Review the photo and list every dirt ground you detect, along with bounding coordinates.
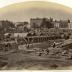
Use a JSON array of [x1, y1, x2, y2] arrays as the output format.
[[0, 50, 72, 70], [0, 39, 72, 70]]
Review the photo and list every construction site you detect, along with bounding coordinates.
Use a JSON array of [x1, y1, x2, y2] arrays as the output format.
[[0, 18, 72, 69]]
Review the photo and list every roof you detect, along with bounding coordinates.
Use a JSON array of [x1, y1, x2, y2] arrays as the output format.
[[14, 33, 28, 37]]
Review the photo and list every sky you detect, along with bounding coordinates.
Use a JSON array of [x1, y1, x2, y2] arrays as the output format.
[[0, 0, 72, 8], [0, 1, 72, 22]]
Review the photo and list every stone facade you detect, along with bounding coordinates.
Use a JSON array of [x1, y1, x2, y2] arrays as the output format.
[[30, 18, 43, 28], [30, 18, 70, 29], [59, 20, 69, 28], [30, 18, 54, 29]]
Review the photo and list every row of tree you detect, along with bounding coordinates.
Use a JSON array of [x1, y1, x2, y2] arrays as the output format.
[[0, 20, 29, 34]]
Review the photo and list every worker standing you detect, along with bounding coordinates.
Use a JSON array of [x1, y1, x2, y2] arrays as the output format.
[[53, 41, 56, 48]]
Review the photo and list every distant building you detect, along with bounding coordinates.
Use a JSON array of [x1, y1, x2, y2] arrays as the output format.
[[30, 18, 71, 29], [59, 20, 69, 28], [16, 21, 29, 32], [52, 21, 59, 28], [68, 22, 72, 29], [53, 20, 70, 29], [30, 18, 54, 29], [16, 22, 28, 27], [30, 18, 43, 28]]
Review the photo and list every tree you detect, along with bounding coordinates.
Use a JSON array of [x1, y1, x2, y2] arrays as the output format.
[[0, 20, 15, 33]]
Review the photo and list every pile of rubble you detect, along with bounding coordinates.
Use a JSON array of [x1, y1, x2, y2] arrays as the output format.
[[31, 39, 72, 60]]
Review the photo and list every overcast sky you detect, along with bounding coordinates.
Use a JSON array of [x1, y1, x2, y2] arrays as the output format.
[[0, 1, 72, 22]]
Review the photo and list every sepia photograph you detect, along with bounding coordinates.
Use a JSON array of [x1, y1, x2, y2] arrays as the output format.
[[0, 0, 72, 70]]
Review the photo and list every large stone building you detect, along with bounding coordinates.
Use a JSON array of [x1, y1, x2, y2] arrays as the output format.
[[30, 18, 43, 28], [30, 18, 70, 29], [30, 18, 54, 29], [59, 20, 70, 28]]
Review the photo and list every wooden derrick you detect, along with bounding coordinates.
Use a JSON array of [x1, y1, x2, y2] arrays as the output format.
[[17, 35, 62, 45]]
